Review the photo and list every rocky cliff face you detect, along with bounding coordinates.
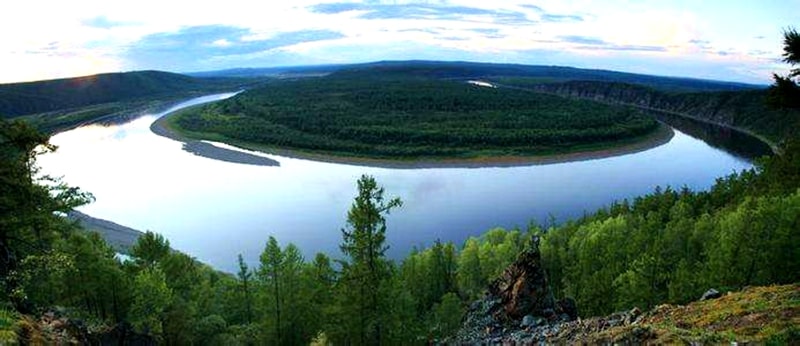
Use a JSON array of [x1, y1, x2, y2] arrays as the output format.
[[523, 80, 795, 145], [531, 81, 744, 126]]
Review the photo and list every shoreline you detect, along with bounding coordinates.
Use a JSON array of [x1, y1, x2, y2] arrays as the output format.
[[152, 110, 675, 168], [150, 107, 280, 167]]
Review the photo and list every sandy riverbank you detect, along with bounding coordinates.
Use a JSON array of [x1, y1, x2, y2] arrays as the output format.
[[150, 113, 280, 167]]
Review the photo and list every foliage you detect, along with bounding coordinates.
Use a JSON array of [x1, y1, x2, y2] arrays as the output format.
[[0, 120, 92, 312], [130, 231, 170, 267], [538, 139, 800, 317], [0, 71, 245, 119], [511, 79, 800, 144], [172, 74, 660, 159], [129, 267, 173, 337], [768, 27, 800, 110], [331, 175, 402, 345], [0, 306, 19, 344]]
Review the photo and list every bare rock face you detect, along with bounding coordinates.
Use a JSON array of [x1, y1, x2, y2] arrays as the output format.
[[487, 237, 555, 322], [453, 237, 579, 343]]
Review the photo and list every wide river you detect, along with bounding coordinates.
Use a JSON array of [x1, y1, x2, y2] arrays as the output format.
[[38, 93, 771, 271]]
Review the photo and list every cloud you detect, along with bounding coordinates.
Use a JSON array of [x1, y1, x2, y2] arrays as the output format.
[[124, 25, 345, 71], [560, 35, 607, 45], [519, 4, 544, 12], [559, 35, 666, 52], [0, 0, 791, 84], [81, 16, 135, 29], [541, 14, 584, 22], [309, 2, 535, 25]]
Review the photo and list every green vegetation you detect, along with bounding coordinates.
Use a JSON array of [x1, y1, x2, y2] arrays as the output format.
[[0, 70, 253, 134], [0, 71, 240, 118], [587, 284, 800, 344], [1, 111, 799, 343], [170, 74, 661, 160], [768, 27, 800, 109], [499, 79, 800, 145]]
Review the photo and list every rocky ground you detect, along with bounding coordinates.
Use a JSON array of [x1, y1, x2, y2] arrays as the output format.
[[450, 238, 799, 345]]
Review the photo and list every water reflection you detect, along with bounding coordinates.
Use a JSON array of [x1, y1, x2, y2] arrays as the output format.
[[39, 94, 760, 271]]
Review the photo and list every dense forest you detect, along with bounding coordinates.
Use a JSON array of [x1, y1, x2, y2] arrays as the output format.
[[170, 75, 661, 159], [498, 79, 800, 145], [0, 71, 254, 135], [1, 113, 799, 343]]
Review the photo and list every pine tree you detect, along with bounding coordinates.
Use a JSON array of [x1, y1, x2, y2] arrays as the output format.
[[237, 254, 253, 324], [338, 175, 401, 345], [259, 236, 284, 344], [769, 27, 800, 108]]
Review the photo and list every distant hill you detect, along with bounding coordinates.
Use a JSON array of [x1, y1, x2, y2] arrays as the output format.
[[188, 64, 345, 78], [192, 60, 763, 93], [0, 70, 242, 118]]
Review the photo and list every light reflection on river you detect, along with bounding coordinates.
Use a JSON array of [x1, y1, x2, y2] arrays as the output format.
[[39, 93, 759, 271]]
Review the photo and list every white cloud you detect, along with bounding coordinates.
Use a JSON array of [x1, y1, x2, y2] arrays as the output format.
[[0, 0, 796, 83]]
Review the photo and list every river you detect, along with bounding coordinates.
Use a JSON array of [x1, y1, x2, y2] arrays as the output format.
[[37, 93, 771, 271]]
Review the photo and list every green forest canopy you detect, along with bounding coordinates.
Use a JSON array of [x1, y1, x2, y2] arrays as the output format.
[[169, 74, 661, 160]]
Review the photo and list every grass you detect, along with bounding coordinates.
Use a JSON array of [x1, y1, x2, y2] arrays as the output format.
[[602, 284, 800, 344]]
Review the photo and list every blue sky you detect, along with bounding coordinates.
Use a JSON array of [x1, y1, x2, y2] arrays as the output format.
[[2, 0, 798, 84]]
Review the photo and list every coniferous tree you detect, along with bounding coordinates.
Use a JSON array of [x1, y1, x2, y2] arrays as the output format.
[[769, 27, 800, 109], [336, 175, 401, 345], [258, 236, 283, 344], [237, 254, 254, 324]]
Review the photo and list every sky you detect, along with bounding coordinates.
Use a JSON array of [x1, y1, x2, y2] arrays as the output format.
[[2, 0, 798, 84]]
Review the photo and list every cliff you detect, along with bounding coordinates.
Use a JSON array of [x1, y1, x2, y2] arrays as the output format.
[[513, 80, 800, 147]]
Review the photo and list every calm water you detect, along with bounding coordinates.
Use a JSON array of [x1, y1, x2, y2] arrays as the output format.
[[38, 93, 769, 271]]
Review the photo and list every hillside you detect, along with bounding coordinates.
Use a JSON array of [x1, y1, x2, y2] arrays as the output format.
[[501, 79, 800, 146], [0, 71, 244, 118], [461, 283, 799, 344], [194, 60, 762, 93]]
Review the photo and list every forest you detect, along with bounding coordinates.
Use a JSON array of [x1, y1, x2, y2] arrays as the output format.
[[1, 113, 799, 343], [169, 74, 661, 159], [498, 78, 800, 145]]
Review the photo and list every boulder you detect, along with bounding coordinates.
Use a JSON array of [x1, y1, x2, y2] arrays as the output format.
[[700, 288, 721, 301]]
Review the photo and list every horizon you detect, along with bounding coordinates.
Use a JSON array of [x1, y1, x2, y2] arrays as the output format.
[[2, 60, 770, 87], [2, 1, 798, 84]]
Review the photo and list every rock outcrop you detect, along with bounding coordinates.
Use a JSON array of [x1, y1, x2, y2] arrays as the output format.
[[487, 236, 555, 323], [16, 309, 155, 345], [453, 237, 577, 343]]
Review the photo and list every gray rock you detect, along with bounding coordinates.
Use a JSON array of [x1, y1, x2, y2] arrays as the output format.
[[521, 314, 535, 327], [700, 288, 721, 301]]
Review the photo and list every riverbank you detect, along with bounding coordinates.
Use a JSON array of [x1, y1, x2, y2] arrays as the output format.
[[153, 111, 675, 168], [150, 105, 280, 167]]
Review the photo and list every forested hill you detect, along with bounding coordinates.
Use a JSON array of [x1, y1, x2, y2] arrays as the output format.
[[193, 60, 762, 93], [500, 79, 800, 145], [0, 71, 241, 118]]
